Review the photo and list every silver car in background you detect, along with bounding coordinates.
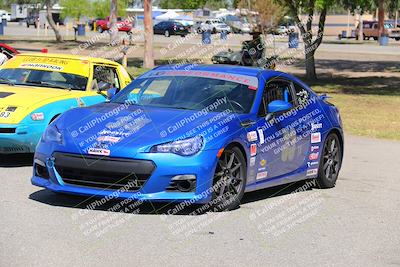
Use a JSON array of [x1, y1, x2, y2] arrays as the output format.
[[194, 19, 231, 34]]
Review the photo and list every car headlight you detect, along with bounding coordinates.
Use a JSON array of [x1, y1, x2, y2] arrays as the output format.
[[150, 135, 204, 156], [42, 124, 62, 143]]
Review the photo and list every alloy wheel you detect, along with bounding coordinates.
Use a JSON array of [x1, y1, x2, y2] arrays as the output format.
[[214, 149, 245, 206], [322, 135, 340, 181]]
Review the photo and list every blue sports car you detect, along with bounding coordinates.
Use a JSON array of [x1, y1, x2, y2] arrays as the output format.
[[31, 65, 344, 211]]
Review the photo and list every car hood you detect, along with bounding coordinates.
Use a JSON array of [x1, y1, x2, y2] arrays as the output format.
[[57, 102, 247, 155], [0, 84, 77, 124]]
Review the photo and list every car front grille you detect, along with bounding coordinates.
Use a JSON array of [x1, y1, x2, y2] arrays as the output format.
[[53, 152, 156, 191], [0, 128, 16, 134]]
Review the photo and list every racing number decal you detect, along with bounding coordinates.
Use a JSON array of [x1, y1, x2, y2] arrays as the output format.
[[0, 111, 11, 118], [281, 128, 296, 162]]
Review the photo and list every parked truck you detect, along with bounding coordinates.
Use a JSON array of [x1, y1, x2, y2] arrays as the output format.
[[359, 20, 400, 41]]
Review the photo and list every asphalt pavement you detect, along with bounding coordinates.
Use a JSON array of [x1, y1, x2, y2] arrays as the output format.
[[0, 134, 399, 266]]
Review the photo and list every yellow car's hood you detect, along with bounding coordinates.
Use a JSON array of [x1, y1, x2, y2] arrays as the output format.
[[0, 84, 81, 124]]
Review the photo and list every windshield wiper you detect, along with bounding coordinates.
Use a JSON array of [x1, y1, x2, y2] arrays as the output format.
[[0, 78, 15, 86], [172, 106, 195, 110], [27, 81, 72, 90]]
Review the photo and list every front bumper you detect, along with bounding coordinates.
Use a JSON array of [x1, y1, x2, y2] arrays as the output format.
[[0, 123, 45, 153], [31, 148, 219, 204]]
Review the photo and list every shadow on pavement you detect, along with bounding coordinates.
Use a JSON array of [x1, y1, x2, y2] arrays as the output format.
[[0, 153, 34, 167], [29, 180, 315, 215]]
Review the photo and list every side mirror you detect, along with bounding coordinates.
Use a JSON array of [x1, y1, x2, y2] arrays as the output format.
[[107, 87, 117, 100], [267, 100, 292, 113]]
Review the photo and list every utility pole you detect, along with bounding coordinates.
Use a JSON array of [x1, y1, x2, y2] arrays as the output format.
[[143, 0, 154, 68]]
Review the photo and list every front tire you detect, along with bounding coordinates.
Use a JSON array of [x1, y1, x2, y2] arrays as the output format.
[[97, 26, 103, 33], [317, 133, 342, 188], [211, 147, 247, 211]]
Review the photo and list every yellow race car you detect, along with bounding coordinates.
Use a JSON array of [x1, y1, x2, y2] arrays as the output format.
[[0, 53, 132, 153]]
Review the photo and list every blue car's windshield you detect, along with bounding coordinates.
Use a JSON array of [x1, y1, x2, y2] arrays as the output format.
[[111, 75, 257, 113]]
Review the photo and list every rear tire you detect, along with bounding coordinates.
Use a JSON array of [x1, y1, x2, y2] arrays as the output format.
[[316, 133, 342, 188], [210, 147, 247, 211], [97, 26, 103, 33], [164, 30, 170, 37]]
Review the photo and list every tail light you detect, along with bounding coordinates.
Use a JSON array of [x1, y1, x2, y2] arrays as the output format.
[[173, 25, 177, 31]]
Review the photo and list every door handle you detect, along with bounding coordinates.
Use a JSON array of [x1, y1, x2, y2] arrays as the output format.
[[240, 120, 256, 128]]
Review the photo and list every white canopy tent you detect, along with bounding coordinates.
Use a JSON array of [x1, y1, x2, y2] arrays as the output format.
[[155, 10, 180, 20]]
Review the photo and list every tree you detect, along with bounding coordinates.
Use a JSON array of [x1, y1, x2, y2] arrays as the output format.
[[159, 0, 217, 9], [275, 0, 376, 80], [91, 0, 127, 20], [60, 0, 91, 23], [109, 0, 118, 44], [143, 0, 154, 68], [276, 0, 330, 80], [8, 0, 63, 42], [237, 0, 285, 31], [45, 0, 63, 42], [378, 0, 385, 40], [388, 0, 399, 19]]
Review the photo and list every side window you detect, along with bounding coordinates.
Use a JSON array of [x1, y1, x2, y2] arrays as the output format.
[[293, 82, 310, 106], [265, 80, 294, 104], [258, 79, 294, 117], [93, 65, 120, 91]]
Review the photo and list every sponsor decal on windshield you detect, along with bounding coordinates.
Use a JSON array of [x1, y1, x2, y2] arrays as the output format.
[[20, 63, 64, 71], [141, 70, 259, 89]]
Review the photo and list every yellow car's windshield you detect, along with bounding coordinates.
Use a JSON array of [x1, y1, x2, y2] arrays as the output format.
[[0, 68, 88, 91]]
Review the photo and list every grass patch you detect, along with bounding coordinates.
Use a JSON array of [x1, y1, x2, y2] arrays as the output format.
[[126, 67, 149, 77], [311, 76, 400, 140]]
